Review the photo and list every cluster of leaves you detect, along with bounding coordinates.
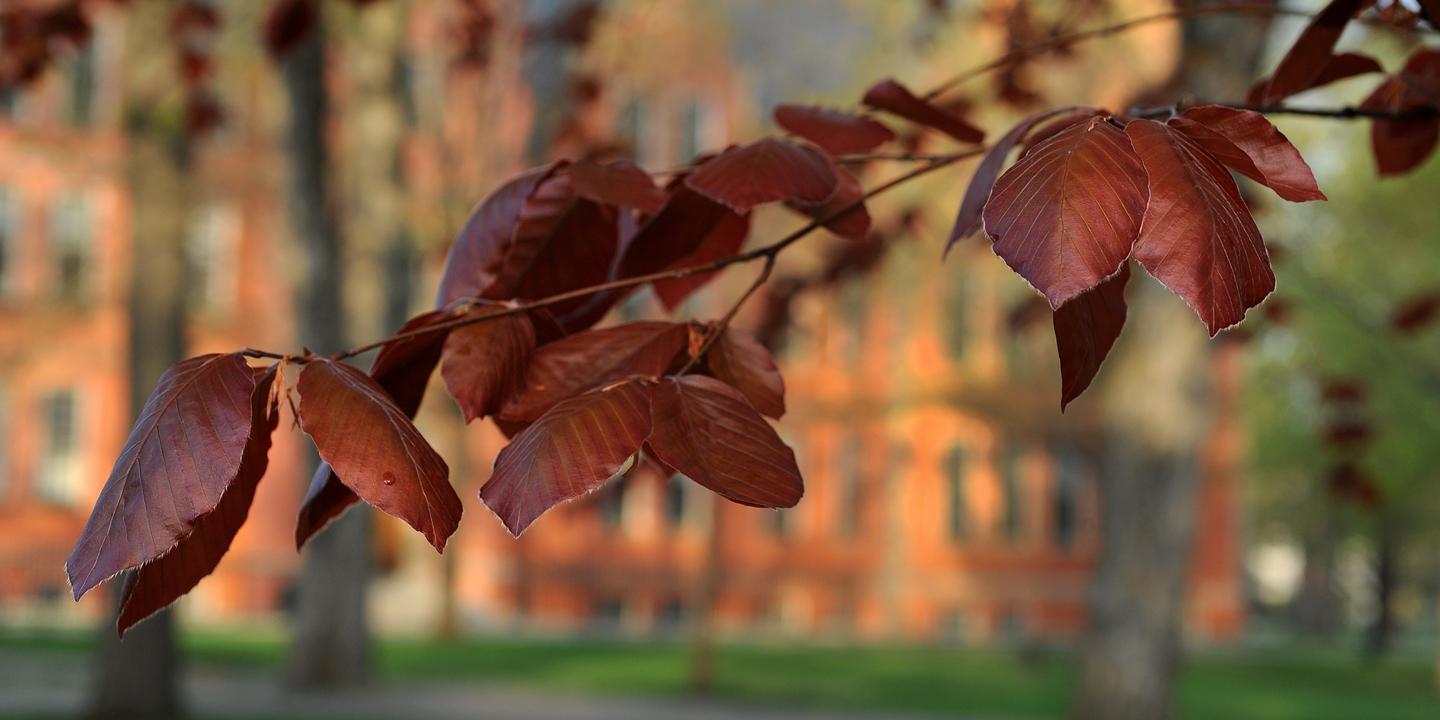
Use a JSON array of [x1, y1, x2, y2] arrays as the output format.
[[66, 74, 984, 634], [65, 0, 1440, 636]]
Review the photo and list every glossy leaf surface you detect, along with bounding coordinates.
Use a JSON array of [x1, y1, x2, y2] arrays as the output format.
[[684, 138, 838, 213], [297, 359, 460, 552], [483, 381, 652, 536], [983, 118, 1147, 308], [67, 353, 261, 600], [1125, 119, 1274, 336], [1054, 265, 1130, 410], [772, 104, 895, 155], [647, 376, 802, 509]]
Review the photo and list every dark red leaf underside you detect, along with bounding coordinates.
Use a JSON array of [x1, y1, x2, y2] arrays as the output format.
[[440, 308, 536, 423], [1125, 120, 1274, 336], [1172, 105, 1326, 202], [262, 0, 317, 59], [786, 164, 870, 240], [1247, 52, 1383, 103], [983, 118, 1148, 309], [67, 353, 259, 600], [569, 159, 666, 214], [435, 165, 554, 308], [1360, 49, 1440, 177], [117, 367, 279, 636], [684, 138, 838, 213], [861, 78, 984, 144], [1392, 291, 1440, 334], [1256, 0, 1371, 104], [499, 321, 689, 423], [294, 462, 359, 550], [618, 184, 734, 279], [772, 104, 896, 155], [647, 376, 803, 509], [947, 106, 1094, 252], [297, 359, 460, 552], [497, 174, 621, 321], [482, 381, 653, 536], [701, 326, 786, 419], [1054, 265, 1130, 410], [651, 210, 752, 310]]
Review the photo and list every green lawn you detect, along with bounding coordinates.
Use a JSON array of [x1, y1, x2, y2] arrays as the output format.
[[3, 627, 1438, 720]]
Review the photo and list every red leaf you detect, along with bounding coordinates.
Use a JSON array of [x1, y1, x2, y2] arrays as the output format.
[[618, 183, 735, 279], [1173, 106, 1326, 202], [1392, 291, 1440, 334], [482, 381, 653, 535], [1360, 49, 1440, 177], [435, 166, 554, 308], [440, 308, 536, 423], [701, 326, 786, 418], [946, 106, 1094, 252], [569, 159, 665, 214], [1257, 0, 1371, 104], [294, 463, 359, 550], [294, 311, 451, 549], [67, 353, 262, 600], [262, 0, 317, 60], [1247, 52, 1384, 103], [983, 117, 1148, 309], [786, 163, 870, 239], [684, 138, 838, 213], [499, 321, 689, 423], [1054, 265, 1130, 410], [772, 104, 896, 155], [497, 172, 621, 318], [862, 78, 984, 144], [651, 209, 752, 310], [647, 376, 803, 509], [117, 367, 279, 636], [1125, 119, 1275, 336], [297, 359, 461, 552]]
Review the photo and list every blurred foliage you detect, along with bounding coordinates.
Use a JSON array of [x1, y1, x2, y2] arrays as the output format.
[[1245, 63, 1440, 620]]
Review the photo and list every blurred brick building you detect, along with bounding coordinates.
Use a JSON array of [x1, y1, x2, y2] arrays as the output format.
[[0, 1, 1242, 644]]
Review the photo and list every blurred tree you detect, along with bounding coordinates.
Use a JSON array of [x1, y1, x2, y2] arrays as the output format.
[[279, 9, 372, 690], [1072, 9, 1274, 720], [88, 1, 190, 717]]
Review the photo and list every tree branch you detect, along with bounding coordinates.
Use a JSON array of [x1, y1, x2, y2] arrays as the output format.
[[1129, 102, 1439, 121]]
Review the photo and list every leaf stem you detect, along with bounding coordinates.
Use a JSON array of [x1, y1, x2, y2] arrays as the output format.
[[255, 151, 977, 366]]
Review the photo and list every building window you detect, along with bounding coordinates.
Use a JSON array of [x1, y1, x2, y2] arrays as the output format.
[[66, 43, 97, 128], [0, 186, 19, 299], [664, 473, 688, 528], [945, 445, 969, 542], [678, 99, 714, 162], [943, 281, 967, 358], [51, 192, 92, 302], [1053, 445, 1082, 550], [0, 383, 9, 500], [1000, 445, 1024, 543], [186, 203, 238, 313], [836, 438, 862, 539], [37, 389, 83, 505], [617, 97, 650, 165], [598, 477, 626, 529]]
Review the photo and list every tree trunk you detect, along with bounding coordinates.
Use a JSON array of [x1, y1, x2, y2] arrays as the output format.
[[88, 3, 189, 717], [1365, 514, 1397, 659], [1071, 14, 1274, 719], [279, 24, 373, 691], [1293, 498, 1343, 637]]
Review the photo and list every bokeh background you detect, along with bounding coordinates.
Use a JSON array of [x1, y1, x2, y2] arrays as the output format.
[[1, 1, 1439, 718]]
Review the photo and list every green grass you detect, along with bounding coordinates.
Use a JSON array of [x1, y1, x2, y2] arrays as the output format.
[[3, 626, 1438, 719]]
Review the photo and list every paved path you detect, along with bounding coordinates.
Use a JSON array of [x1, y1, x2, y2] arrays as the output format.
[[0, 649, 955, 720]]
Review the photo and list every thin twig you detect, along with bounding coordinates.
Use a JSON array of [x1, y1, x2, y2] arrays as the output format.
[[921, 2, 1436, 102], [1130, 102, 1440, 121]]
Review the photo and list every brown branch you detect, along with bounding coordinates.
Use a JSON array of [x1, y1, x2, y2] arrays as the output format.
[[921, 2, 1437, 102], [295, 151, 974, 365], [1129, 102, 1439, 121]]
